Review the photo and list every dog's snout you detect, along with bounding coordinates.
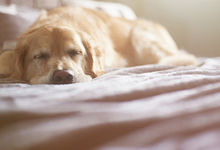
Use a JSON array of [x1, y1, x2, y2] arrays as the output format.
[[52, 70, 76, 84]]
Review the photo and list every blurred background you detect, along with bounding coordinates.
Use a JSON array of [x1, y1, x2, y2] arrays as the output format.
[[0, 0, 219, 57], [97, 0, 220, 57]]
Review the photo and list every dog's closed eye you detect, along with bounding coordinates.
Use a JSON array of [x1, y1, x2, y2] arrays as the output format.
[[34, 53, 50, 60], [67, 49, 82, 57]]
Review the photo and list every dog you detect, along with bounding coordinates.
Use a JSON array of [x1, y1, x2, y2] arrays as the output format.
[[0, 7, 197, 84]]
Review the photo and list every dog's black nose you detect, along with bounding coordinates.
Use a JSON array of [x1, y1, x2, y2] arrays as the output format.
[[52, 70, 76, 84]]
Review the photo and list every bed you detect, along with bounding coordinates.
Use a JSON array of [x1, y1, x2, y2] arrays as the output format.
[[0, 1, 220, 150], [1, 57, 220, 150]]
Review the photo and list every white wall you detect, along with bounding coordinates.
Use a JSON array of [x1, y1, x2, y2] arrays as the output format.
[[99, 0, 220, 57]]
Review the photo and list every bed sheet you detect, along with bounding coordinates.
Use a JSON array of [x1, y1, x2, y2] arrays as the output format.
[[0, 58, 220, 150]]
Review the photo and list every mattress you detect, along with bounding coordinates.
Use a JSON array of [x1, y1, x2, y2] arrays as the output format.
[[0, 57, 220, 150]]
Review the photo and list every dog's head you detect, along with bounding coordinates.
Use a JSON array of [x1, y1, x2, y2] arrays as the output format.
[[10, 25, 103, 84]]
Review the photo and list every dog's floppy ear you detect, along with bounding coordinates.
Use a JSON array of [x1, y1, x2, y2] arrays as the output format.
[[0, 45, 27, 83], [82, 38, 104, 78], [0, 50, 15, 78], [9, 42, 27, 80]]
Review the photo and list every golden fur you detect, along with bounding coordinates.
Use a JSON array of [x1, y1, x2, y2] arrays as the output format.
[[0, 7, 197, 84]]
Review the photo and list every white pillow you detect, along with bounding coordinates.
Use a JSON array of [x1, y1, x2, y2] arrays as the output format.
[[0, 5, 39, 52], [62, 0, 137, 20]]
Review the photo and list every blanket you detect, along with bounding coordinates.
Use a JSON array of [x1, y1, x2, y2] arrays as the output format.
[[0, 57, 220, 150]]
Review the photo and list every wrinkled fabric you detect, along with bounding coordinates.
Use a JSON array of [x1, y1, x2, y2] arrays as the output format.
[[0, 58, 220, 150]]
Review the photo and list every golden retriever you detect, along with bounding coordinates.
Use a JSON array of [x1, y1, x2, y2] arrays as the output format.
[[0, 7, 197, 84]]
